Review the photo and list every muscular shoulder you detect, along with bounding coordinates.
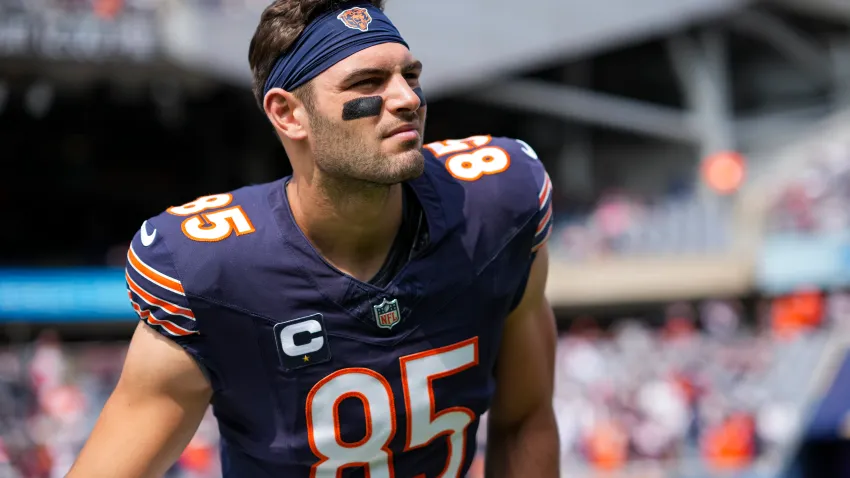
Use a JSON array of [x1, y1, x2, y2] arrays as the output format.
[[423, 135, 553, 253]]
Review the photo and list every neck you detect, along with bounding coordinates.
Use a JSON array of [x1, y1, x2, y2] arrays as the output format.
[[287, 172, 403, 281]]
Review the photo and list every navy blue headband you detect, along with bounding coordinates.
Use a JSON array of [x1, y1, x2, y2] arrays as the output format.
[[263, 3, 408, 96]]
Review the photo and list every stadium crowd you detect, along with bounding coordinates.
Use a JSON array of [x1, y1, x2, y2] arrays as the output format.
[[543, 297, 829, 477], [549, 191, 732, 261], [767, 138, 850, 235]]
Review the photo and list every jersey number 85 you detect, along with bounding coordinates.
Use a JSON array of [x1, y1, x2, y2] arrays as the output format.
[[167, 194, 256, 242], [307, 337, 479, 478], [426, 135, 511, 182]]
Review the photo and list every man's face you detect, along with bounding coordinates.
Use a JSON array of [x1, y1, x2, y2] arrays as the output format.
[[302, 43, 427, 185]]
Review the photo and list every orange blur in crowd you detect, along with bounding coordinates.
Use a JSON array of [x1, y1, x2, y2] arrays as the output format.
[[771, 290, 824, 339], [93, 0, 123, 19], [701, 414, 756, 470], [585, 421, 630, 471]]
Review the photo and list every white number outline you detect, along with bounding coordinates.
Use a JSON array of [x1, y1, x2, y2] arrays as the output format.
[[305, 337, 480, 478]]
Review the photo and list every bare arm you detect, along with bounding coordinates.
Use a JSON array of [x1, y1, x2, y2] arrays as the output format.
[[67, 322, 212, 478], [485, 244, 559, 478]]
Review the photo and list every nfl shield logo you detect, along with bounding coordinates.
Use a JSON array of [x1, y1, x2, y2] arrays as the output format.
[[373, 298, 401, 330]]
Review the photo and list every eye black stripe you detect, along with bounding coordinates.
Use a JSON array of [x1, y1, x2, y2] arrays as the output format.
[[342, 96, 383, 120]]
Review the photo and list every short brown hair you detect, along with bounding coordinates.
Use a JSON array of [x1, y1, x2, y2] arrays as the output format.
[[248, 0, 387, 109]]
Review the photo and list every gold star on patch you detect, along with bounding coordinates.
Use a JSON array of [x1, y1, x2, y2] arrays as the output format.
[[303, 355, 310, 362]]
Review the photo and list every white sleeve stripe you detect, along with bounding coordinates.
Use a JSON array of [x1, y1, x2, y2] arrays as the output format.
[[532, 226, 553, 252], [128, 294, 196, 336], [540, 186, 552, 211]]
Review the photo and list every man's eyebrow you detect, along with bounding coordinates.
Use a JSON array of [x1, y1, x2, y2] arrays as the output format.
[[341, 67, 389, 84], [341, 61, 423, 84], [402, 61, 423, 74]]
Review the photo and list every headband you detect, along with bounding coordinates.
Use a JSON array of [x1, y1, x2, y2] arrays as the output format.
[[263, 3, 409, 96]]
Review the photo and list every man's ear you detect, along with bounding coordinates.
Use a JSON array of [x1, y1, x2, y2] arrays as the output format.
[[264, 88, 308, 141]]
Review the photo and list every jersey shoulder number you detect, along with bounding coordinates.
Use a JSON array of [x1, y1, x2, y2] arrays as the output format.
[[424, 135, 553, 251], [166, 193, 256, 243], [424, 135, 541, 182]]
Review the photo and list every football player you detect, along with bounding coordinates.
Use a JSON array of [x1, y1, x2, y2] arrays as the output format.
[[69, 1, 559, 477]]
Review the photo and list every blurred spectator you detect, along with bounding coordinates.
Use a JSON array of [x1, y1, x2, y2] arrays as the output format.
[[550, 189, 733, 261], [701, 412, 756, 471], [549, 298, 827, 476], [768, 138, 850, 235], [0, 333, 221, 478]]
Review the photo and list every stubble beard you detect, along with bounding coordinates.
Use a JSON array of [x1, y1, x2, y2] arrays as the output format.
[[309, 111, 425, 188]]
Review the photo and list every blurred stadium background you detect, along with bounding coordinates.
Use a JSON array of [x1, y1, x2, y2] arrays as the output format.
[[2, 0, 850, 477]]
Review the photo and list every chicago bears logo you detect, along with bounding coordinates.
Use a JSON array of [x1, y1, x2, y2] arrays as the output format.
[[337, 7, 372, 32]]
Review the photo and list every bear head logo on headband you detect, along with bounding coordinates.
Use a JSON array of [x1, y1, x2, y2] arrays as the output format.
[[337, 7, 372, 32]]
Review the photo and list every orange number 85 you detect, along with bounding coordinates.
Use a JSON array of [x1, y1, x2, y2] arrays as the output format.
[[167, 194, 256, 242], [425, 136, 512, 182]]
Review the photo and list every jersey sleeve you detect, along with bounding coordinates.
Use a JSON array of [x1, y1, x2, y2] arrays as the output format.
[[507, 138, 554, 255], [503, 138, 553, 309], [125, 219, 199, 340]]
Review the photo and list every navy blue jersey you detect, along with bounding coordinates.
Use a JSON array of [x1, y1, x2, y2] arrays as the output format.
[[125, 136, 553, 478]]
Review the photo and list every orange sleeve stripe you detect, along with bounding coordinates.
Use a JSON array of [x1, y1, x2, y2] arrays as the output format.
[[127, 245, 185, 295], [536, 202, 553, 235], [538, 174, 552, 206], [126, 273, 195, 320], [129, 294, 196, 336]]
